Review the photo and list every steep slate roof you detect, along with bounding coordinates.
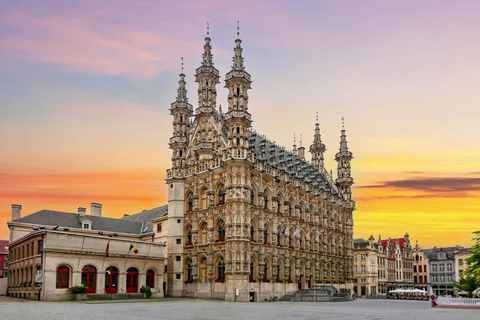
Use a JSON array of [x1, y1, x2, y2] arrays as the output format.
[[248, 131, 337, 193], [0, 240, 8, 254], [423, 246, 459, 260], [121, 205, 168, 234], [353, 238, 368, 249], [14, 210, 145, 235]]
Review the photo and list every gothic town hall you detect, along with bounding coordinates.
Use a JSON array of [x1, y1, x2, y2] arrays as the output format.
[[165, 31, 356, 302]]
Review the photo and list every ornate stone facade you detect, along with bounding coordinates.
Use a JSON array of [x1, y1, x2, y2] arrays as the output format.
[[165, 31, 355, 302]]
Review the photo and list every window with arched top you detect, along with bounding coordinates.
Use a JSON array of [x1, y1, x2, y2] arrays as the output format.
[[263, 193, 269, 210], [263, 226, 270, 245], [200, 188, 207, 209], [146, 270, 155, 288], [250, 225, 256, 242], [199, 257, 207, 282], [81, 265, 97, 294], [186, 194, 193, 212], [217, 258, 225, 281], [126, 267, 139, 293], [217, 221, 225, 242], [186, 261, 193, 283], [250, 261, 255, 281], [56, 266, 70, 289], [217, 185, 225, 205], [199, 223, 207, 244], [105, 266, 118, 293]]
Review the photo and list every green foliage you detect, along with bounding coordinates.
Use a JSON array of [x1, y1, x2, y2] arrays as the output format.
[[140, 285, 152, 298], [454, 274, 480, 298], [68, 286, 88, 294], [465, 231, 480, 276]]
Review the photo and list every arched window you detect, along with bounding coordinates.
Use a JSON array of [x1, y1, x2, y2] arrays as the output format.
[[105, 266, 118, 293], [277, 198, 282, 213], [199, 223, 207, 244], [187, 194, 193, 212], [250, 262, 255, 281], [276, 264, 281, 281], [264, 260, 270, 281], [81, 265, 97, 294], [126, 267, 139, 293], [263, 227, 269, 245], [250, 225, 255, 241], [200, 188, 207, 209], [250, 190, 255, 205], [217, 258, 225, 281], [217, 221, 225, 242], [237, 87, 240, 96], [199, 258, 207, 282], [146, 270, 155, 288], [264, 194, 269, 210], [217, 185, 225, 205], [56, 266, 69, 289], [186, 262, 193, 283]]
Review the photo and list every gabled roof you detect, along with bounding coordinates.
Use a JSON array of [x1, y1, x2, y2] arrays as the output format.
[[121, 205, 168, 234], [13, 210, 146, 235]]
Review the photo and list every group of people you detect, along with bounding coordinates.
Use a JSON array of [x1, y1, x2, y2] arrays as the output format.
[[430, 294, 437, 308]]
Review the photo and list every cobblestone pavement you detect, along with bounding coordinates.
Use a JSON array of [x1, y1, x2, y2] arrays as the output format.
[[0, 297, 477, 320]]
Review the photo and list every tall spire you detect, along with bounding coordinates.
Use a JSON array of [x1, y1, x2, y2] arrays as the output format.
[[232, 20, 245, 71], [202, 29, 213, 67], [224, 21, 252, 155], [176, 57, 188, 103], [335, 118, 354, 201], [339, 117, 349, 153], [309, 112, 326, 170], [169, 57, 193, 168]]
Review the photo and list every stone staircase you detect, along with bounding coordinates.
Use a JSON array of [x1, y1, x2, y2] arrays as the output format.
[[291, 285, 338, 302]]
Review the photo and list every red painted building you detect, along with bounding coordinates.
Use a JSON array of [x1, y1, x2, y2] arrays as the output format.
[[0, 240, 9, 278]]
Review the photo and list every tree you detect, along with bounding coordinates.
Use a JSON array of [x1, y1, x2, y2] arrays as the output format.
[[454, 274, 479, 298], [465, 231, 480, 276]]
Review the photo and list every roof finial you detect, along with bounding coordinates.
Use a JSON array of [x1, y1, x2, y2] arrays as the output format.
[[316, 112, 318, 124], [294, 133, 296, 145], [342, 117, 345, 130], [237, 20, 240, 38], [300, 134, 303, 147], [207, 21, 210, 36], [181, 56, 184, 73]]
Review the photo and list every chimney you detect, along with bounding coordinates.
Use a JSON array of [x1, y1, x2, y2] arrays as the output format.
[[91, 202, 102, 217], [78, 207, 86, 217], [11, 204, 22, 221]]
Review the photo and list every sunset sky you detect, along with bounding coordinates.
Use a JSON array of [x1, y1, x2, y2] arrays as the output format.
[[1, 0, 479, 247]]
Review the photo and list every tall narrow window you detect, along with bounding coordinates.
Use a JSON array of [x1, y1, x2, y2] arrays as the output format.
[[146, 270, 155, 288], [218, 221, 225, 241], [237, 87, 240, 96], [187, 263, 193, 282], [250, 262, 255, 281], [250, 225, 255, 241], [217, 259, 225, 281], [264, 228, 269, 244]]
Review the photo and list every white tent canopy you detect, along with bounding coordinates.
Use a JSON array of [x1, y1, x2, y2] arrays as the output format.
[[389, 289, 428, 294]]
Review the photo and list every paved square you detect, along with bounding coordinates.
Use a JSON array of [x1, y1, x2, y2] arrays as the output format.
[[0, 297, 478, 320]]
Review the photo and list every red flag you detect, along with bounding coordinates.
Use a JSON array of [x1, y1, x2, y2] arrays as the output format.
[[105, 241, 110, 258]]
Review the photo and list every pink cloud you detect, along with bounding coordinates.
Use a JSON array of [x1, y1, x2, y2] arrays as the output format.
[[0, 11, 200, 78]]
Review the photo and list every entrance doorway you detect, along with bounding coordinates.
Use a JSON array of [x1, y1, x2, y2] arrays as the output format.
[[81, 265, 97, 294], [126, 267, 139, 293], [105, 266, 118, 294], [249, 292, 255, 302]]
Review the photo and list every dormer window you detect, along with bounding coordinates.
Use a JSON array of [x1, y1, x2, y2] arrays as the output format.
[[81, 220, 92, 230]]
